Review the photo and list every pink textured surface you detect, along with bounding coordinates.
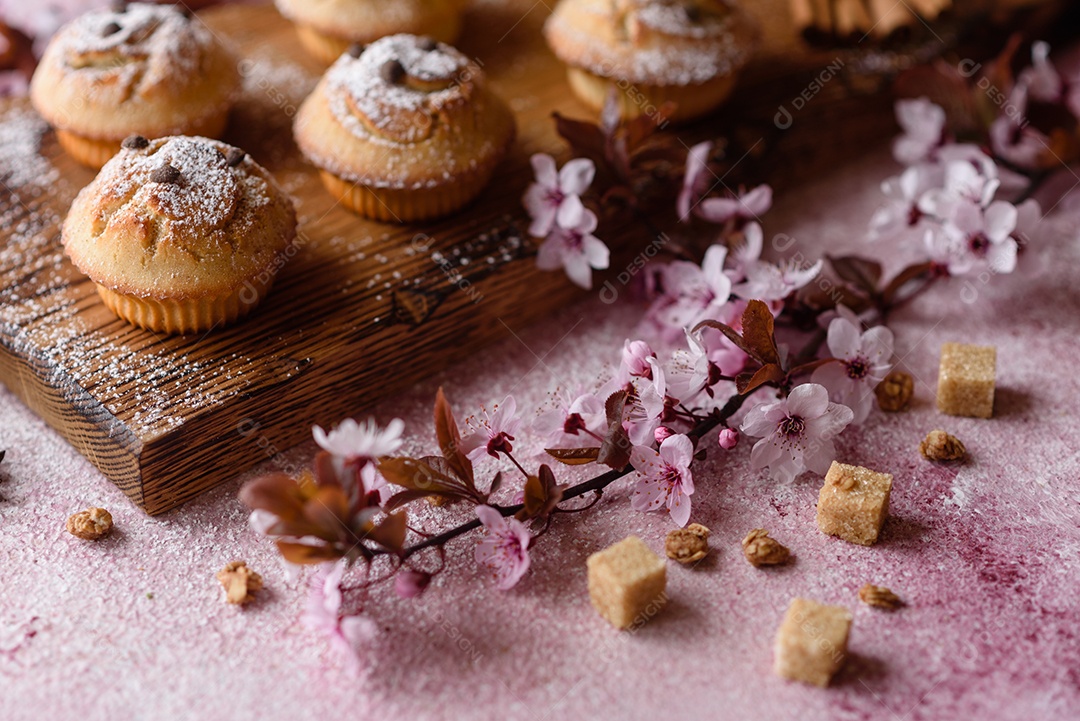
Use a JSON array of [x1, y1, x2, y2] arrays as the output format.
[[2, 148, 1079, 720]]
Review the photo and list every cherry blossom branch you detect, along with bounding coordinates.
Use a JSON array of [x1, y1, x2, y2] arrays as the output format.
[[375, 390, 752, 561]]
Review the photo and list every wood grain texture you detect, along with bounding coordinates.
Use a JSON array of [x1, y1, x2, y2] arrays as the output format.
[[0, 2, 898, 514]]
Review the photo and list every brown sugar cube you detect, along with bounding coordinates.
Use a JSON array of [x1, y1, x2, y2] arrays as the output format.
[[587, 536, 667, 629], [936, 343, 996, 418], [774, 597, 852, 687], [816, 461, 892, 546]]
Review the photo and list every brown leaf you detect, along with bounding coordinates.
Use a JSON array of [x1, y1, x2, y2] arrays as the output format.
[[312, 451, 341, 488], [544, 447, 601, 465], [694, 319, 754, 358], [882, 261, 933, 306], [597, 390, 632, 470], [828, 255, 883, 295], [519, 464, 565, 521], [367, 511, 407, 554], [434, 387, 474, 489], [740, 300, 780, 366], [239, 473, 308, 525], [735, 363, 786, 395], [379, 457, 466, 496], [303, 486, 354, 543], [275, 540, 345, 565], [788, 357, 840, 378], [554, 112, 606, 161]]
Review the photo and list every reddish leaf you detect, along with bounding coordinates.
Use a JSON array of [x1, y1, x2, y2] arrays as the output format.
[[434, 387, 474, 490], [368, 511, 407, 554], [239, 473, 308, 524], [882, 261, 933, 306], [311, 451, 340, 488], [694, 319, 754, 358], [303, 486, 353, 543], [553, 112, 607, 161], [544, 447, 601, 465], [384, 488, 466, 511], [828, 255, 883, 295], [597, 390, 632, 470], [276, 541, 345, 565], [788, 357, 840, 378], [740, 300, 780, 366], [735, 363, 786, 395], [379, 457, 466, 495], [519, 464, 565, 521]]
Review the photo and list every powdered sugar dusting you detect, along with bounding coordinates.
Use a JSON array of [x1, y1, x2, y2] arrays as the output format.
[[327, 34, 471, 143], [547, 0, 753, 86], [0, 107, 59, 190]]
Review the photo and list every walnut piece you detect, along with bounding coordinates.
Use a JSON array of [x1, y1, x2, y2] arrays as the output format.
[[919, 429, 966, 462], [858, 583, 903, 609], [216, 561, 264, 605], [665, 523, 710, 563], [742, 528, 790, 567], [875, 370, 914, 412], [66, 507, 113, 540]]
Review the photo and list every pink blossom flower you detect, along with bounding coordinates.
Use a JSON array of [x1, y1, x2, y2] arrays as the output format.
[[677, 141, 713, 221], [741, 383, 853, 483], [624, 359, 668, 446], [665, 328, 713, 400], [927, 199, 1019, 276], [394, 569, 431, 599], [810, 308, 894, 423], [535, 195, 610, 290], [652, 244, 732, 329], [629, 434, 696, 527], [892, 97, 946, 165], [724, 223, 822, 302], [696, 185, 773, 226], [303, 561, 376, 671], [523, 153, 596, 237], [718, 428, 739, 449], [654, 426, 675, 443], [532, 388, 604, 448], [474, 505, 531, 590], [870, 165, 935, 241], [731, 256, 823, 303], [460, 396, 522, 462], [620, 339, 657, 380], [313, 417, 405, 462]]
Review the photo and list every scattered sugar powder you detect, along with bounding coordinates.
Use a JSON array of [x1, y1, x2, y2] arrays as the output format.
[[0, 107, 59, 190], [326, 34, 471, 145]]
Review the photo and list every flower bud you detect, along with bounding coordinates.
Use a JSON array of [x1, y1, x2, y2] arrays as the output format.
[[654, 426, 675, 444], [394, 569, 431, 599], [718, 428, 739, 449]]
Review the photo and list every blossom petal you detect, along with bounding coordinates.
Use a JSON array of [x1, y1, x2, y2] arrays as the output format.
[[530, 153, 557, 187], [826, 316, 862, 360], [785, 383, 830, 419], [659, 434, 694, 470], [984, 201, 1018, 242], [559, 157, 596, 196], [667, 487, 692, 527]]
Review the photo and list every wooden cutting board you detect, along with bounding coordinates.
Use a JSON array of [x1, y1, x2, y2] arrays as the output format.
[[0, 2, 898, 515]]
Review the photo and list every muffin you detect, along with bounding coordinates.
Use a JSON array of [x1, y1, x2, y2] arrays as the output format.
[[62, 136, 298, 335], [294, 34, 516, 223], [29, 3, 240, 169], [544, 0, 759, 123], [275, 0, 465, 65]]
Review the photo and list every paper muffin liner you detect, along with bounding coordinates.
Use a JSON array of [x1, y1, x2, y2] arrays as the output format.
[[294, 24, 353, 65], [95, 272, 275, 336], [318, 169, 495, 223], [293, 20, 463, 66], [55, 111, 231, 170], [566, 67, 739, 124]]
